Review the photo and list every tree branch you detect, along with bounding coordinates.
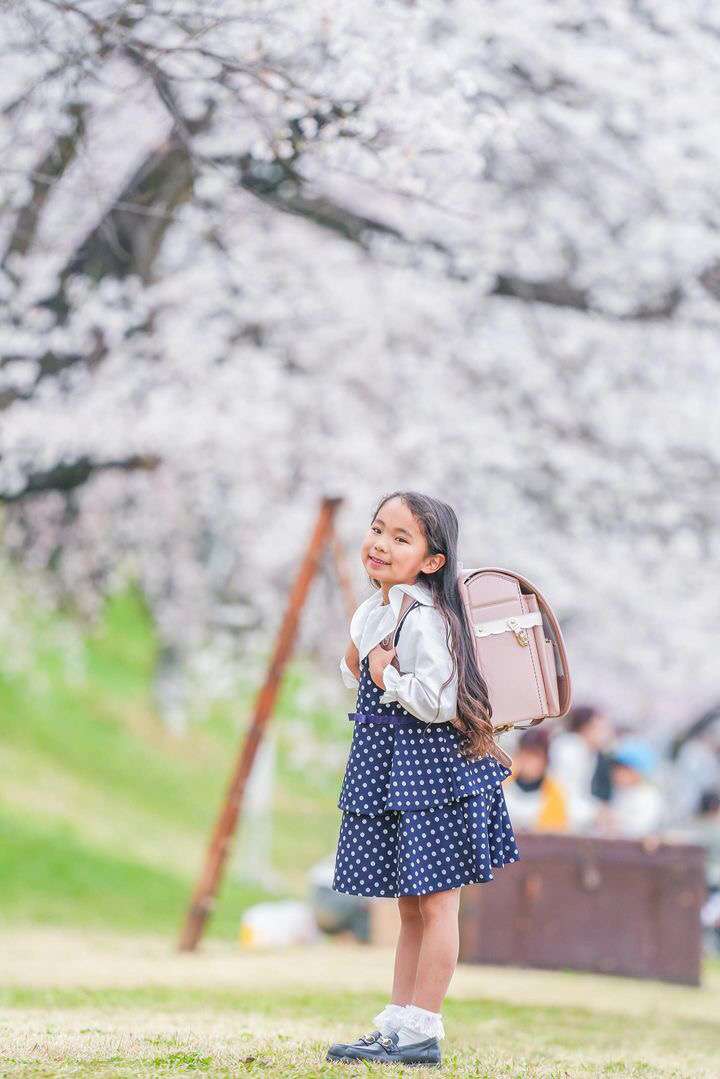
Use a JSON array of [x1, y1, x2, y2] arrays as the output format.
[[0, 453, 161, 502]]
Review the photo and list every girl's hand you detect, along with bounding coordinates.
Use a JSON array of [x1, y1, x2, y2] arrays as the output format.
[[344, 638, 360, 681], [368, 639, 399, 690]]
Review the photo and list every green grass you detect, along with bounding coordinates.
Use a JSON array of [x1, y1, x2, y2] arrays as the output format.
[[0, 806, 270, 936], [1, 976, 719, 1077], [0, 569, 349, 936]]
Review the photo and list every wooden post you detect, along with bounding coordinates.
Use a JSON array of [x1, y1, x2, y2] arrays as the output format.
[[330, 524, 358, 625], [178, 495, 345, 951]]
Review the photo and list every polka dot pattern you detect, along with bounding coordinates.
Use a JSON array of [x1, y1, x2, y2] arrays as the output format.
[[332, 652, 521, 897], [332, 786, 520, 897]]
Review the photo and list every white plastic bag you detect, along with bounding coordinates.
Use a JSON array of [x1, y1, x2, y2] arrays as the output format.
[[239, 899, 319, 948]]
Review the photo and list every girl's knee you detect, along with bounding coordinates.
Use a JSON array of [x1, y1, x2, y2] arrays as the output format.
[[397, 895, 423, 924], [418, 887, 460, 922]]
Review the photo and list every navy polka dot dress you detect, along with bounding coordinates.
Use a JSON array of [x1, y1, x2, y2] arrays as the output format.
[[332, 610, 521, 898]]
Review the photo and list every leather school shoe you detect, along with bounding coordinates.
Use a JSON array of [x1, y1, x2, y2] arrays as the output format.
[[334, 1029, 441, 1066], [325, 1029, 383, 1061]]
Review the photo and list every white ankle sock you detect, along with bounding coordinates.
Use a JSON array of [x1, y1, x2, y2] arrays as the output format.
[[371, 1002, 407, 1035], [395, 1003, 445, 1045]]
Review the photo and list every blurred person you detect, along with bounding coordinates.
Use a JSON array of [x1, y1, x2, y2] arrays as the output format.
[[665, 790, 720, 951], [598, 739, 664, 839], [503, 728, 569, 832], [547, 704, 614, 833], [590, 746, 615, 804], [668, 706, 720, 822]]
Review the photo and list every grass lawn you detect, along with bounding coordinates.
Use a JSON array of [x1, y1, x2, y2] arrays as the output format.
[[0, 929, 719, 1077], [0, 575, 350, 937]]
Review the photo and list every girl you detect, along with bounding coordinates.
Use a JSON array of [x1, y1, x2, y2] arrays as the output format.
[[327, 491, 520, 1067]]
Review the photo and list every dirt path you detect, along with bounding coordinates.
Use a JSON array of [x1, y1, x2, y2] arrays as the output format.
[[2, 926, 718, 1022]]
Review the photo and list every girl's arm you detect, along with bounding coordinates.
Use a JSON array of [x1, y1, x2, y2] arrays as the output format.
[[377, 605, 458, 724]]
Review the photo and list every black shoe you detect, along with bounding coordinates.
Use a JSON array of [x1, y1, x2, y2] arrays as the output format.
[[325, 1029, 383, 1061], [336, 1029, 441, 1066]]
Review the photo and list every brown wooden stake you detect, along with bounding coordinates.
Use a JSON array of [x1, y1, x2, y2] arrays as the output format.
[[330, 524, 358, 625], [178, 495, 345, 951]]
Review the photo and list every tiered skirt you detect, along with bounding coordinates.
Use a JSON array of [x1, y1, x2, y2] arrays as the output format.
[[332, 714, 520, 898]]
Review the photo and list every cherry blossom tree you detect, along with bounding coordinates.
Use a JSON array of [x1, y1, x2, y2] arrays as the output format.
[[1, 1, 719, 730]]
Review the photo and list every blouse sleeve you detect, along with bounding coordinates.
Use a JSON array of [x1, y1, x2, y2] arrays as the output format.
[[379, 606, 458, 724], [338, 595, 373, 689], [339, 654, 360, 689]]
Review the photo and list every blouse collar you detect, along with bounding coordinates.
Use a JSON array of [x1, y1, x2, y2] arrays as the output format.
[[373, 578, 435, 618], [356, 579, 435, 661]]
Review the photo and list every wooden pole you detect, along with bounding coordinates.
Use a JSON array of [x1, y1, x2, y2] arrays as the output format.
[[330, 524, 358, 625], [178, 495, 344, 951]]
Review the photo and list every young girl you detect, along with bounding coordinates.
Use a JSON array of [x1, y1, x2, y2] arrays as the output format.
[[327, 491, 520, 1067]]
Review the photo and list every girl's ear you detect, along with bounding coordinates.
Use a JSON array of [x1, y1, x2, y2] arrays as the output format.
[[423, 552, 446, 574]]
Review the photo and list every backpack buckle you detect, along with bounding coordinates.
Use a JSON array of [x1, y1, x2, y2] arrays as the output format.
[[506, 617, 529, 647]]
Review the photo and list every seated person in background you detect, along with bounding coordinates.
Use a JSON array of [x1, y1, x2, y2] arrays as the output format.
[[670, 715, 720, 823], [664, 790, 720, 948], [548, 704, 614, 833], [684, 790, 720, 892], [503, 728, 569, 833], [597, 739, 664, 839]]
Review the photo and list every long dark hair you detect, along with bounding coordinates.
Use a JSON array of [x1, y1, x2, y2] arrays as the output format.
[[367, 490, 496, 760]]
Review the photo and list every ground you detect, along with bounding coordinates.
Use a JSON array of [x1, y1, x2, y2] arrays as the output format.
[[1, 929, 718, 1078], [1, 572, 718, 1076]]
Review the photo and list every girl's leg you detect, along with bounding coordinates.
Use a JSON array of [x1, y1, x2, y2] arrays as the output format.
[[412, 887, 461, 1011], [390, 895, 424, 1003]]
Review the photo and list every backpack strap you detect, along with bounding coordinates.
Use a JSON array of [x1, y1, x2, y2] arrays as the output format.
[[377, 593, 420, 651], [393, 598, 421, 647]]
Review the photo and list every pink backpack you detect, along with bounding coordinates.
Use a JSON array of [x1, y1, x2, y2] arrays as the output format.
[[457, 567, 572, 736]]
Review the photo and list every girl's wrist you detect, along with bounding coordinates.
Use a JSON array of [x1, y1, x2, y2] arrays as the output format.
[[380, 657, 400, 689]]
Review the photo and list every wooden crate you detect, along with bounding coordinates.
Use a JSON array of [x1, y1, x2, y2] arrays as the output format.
[[459, 832, 706, 985]]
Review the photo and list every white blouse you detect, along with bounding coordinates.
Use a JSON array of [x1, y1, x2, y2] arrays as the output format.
[[339, 580, 458, 725]]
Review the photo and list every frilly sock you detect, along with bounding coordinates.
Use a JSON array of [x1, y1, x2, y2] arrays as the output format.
[[395, 1003, 445, 1044], [371, 1002, 407, 1034]]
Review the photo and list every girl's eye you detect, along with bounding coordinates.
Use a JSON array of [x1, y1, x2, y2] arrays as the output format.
[[371, 525, 407, 543]]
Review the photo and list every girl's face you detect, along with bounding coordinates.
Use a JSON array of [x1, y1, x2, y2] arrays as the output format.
[[362, 496, 445, 590]]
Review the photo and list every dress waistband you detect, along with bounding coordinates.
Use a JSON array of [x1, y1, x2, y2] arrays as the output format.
[[348, 711, 427, 730]]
